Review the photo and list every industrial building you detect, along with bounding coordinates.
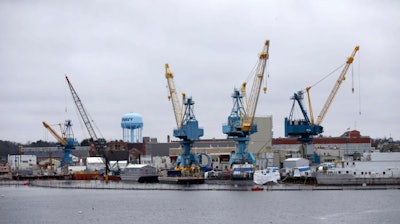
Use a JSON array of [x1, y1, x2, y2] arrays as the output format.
[[14, 119, 373, 174], [272, 130, 373, 164]]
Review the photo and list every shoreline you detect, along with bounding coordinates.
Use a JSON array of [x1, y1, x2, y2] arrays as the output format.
[[1, 180, 400, 191]]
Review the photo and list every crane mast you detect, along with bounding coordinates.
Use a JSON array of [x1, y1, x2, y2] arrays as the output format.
[[315, 46, 359, 125]]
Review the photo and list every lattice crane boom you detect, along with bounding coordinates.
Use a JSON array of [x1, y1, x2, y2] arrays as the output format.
[[242, 40, 270, 131], [315, 46, 359, 125], [165, 64, 184, 129], [65, 75, 99, 141], [42, 121, 67, 145]]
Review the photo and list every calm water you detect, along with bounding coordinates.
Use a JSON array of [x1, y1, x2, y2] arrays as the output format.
[[1, 185, 399, 224]]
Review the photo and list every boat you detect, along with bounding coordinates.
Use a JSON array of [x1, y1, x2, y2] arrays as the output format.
[[316, 152, 400, 185], [72, 171, 101, 180], [251, 186, 264, 191], [120, 164, 159, 183], [253, 167, 280, 185], [231, 164, 254, 179]]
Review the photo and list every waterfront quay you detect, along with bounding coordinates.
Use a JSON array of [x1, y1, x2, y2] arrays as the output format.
[[2, 180, 400, 191]]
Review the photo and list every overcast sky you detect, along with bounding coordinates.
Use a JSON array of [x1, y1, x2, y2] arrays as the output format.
[[1, 0, 399, 144]]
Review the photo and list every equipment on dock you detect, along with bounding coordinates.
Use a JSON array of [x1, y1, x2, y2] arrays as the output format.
[[284, 46, 359, 160], [165, 64, 204, 172], [65, 75, 110, 177], [222, 40, 270, 167], [42, 120, 78, 170]]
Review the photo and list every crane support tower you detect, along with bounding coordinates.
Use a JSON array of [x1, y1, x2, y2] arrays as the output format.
[[43, 120, 78, 169], [65, 75, 109, 176], [222, 40, 270, 169], [165, 64, 204, 172], [284, 46, 359, 161]]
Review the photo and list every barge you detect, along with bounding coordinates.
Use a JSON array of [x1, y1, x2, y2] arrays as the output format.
[[316, 152, 400, 185]]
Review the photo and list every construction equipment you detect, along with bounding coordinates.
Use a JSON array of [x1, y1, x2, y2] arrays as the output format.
[[165, 64, 204, 172], [42, 120, 78, 169], [222, 40, 270, 169], [284, 46, 359, 160], [65, 75, 109, 176]]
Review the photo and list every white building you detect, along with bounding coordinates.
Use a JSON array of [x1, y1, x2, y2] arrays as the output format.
[[8, 155, 37, 171], [86, 157, 106, 171]]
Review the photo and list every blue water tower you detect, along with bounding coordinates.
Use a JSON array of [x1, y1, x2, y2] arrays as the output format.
[[121, 113, 143, 143]]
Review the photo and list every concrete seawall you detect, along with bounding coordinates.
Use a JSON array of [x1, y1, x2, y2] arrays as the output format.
[[2, 180, 399, 191]]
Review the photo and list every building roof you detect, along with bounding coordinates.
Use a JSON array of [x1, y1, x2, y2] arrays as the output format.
[[125, 164, 153, 169], [273, 130, 371, 145], [284, 158, 307, 162], [86, 157, 104, 164]]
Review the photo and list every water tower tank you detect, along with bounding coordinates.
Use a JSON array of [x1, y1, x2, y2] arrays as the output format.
[[121, 113, 143, 143]]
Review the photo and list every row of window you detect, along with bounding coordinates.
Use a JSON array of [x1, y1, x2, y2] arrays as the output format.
[[337, 170, 386, 175]]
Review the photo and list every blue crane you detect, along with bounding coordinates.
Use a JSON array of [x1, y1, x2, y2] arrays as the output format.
[[222, 40, 270, 168], [284, 91, 323, 143], [43, 120, 78, 169], [165, 64, 204, 172], [284, 46, 359, 161]]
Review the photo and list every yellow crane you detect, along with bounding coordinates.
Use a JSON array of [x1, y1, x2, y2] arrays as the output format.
[[306, 45, 359, 126], [43, 121, 67, 146], [165, 63, 184, 129], [241, 40, 270, 132]]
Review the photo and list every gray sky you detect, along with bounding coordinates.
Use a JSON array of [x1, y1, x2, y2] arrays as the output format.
[[1, 0, 399, 144]]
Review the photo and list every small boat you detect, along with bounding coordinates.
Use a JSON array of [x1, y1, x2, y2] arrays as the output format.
[[251, 186, 264, 191], [253, 167, 280, 185]]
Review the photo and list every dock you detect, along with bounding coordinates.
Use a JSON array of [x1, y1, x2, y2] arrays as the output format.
[[3, 180, 400, 191], [159, 176, 205, 184]]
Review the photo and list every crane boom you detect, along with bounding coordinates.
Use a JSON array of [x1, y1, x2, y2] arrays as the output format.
[[242, 40, 270, 131], [43, 121, 67, 145], [315, 46, 359, 125], [65, 75, 99, 141], [165, 64, 183, 129]]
